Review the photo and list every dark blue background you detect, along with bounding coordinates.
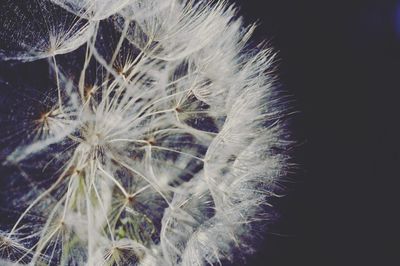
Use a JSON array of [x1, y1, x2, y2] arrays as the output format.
[[234, 0, 399, 265]]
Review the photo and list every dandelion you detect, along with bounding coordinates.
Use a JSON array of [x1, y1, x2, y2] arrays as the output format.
[[0, 0, 291, 265]]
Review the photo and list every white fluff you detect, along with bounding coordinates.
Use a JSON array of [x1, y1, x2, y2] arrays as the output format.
[[0, 0, 290, 265]]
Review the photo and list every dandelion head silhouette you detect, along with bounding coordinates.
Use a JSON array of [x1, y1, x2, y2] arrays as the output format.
[[0, 0, 290, 265]]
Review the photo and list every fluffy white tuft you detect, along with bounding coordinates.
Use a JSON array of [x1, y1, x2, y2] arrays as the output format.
[[0, 0, 291, 265]]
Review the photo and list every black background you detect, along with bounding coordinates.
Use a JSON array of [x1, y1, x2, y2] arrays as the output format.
[[234, 0, 399, 265]]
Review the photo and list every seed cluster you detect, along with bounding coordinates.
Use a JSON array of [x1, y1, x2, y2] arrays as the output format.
[[0, 0, 289, 265]]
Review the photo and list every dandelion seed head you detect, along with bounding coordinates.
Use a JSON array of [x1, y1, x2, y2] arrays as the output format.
[[0, 0, 292, 265]]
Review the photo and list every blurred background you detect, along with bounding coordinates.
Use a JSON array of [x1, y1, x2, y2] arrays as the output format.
[[233, 0, 399, 265]]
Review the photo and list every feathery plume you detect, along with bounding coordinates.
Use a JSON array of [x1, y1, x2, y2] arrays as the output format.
[[0, 0, 291, 265]]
